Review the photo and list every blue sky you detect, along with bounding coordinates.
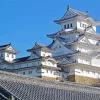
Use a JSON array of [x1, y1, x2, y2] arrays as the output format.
[[0, 0, 100, 58]]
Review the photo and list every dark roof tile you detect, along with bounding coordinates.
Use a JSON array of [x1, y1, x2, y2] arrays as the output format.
[[0, 71, 100, 100]]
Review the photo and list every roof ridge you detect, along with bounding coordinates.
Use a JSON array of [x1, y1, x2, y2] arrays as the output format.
[[69, 7, 88, 16], [0, 43, 11, 48], [0, 70, 100, 92]]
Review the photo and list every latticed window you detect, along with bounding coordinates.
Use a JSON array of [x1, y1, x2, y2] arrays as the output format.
[[67, 24, 69, 28], [7, 53, 9, 57], [64, 25, 66, 29], [29, 70, 32, 74], [1, 54, 3, 57], [46, 70, 48, 73], [12, 55, 14, 58], [70, 23, 73, 27], [59, 46, 61, 48], [23, 72, 25, 75]]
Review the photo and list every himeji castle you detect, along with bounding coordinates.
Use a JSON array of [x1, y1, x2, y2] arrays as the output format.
[[0, 5, 100, 85]]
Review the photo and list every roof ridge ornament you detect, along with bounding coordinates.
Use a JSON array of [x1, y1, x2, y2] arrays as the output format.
[[35, 42, 37, 44], [67, 4, 70, 10], [86, 11, 88, 13], [86, 11, 89, 15]]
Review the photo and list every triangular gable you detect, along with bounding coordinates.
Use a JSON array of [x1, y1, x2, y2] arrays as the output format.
[[59, 58, 70, 65], [6, 46, 17, 52], [51, 39, 73, 56], [90, 52, 100, 59], [32, 43, 40, 49], [78, 36, 91, 44], [46, 58, 57, 63], [61, 10, 76, 20], [86, 27, 96, 35], [28, 52, 40, 60]]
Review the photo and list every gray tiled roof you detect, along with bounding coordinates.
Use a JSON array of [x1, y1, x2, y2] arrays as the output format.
[[54, 7, 89, 23], [27, 43, 53, 52], [0, 71, 100, 100]]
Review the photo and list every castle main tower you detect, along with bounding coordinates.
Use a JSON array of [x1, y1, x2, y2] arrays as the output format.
[[47, 5, 100, 85]]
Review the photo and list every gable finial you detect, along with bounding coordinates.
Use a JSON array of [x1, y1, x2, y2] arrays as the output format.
[[35, 42, 37, 44], [86, 11, 88, 13], [67, 4, 70, 10]]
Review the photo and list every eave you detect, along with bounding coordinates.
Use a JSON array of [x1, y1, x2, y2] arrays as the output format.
[[12, 65, 61, 71], [54, 15, 77, 24], [60, 62, 100, 70], [27, 47, 53, 53], [85, 17, 100, 26], [47, 28, 80, 39]]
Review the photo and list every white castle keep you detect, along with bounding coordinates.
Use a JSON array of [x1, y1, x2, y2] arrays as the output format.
[[0, 5, 100, 85]]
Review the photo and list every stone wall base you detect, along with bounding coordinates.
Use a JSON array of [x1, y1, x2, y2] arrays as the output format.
[[67, 75, 100, 85], [38, 76, 57, 81]]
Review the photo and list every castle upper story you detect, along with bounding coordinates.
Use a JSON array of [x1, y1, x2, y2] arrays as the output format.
[[54, 5, 100, 32]]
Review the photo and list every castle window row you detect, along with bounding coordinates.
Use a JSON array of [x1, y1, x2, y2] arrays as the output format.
[[80, 23, 88, 28], [64, 23, 73, 29], [6, 53, 14, 58], [14, 61, 56, 69], [76, 69, 100, 76], [22, 69, 65, 77]]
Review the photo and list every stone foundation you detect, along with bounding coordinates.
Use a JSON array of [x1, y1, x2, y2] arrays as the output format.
[[68, 75, 100, 85], [38, 76, 57, 81]]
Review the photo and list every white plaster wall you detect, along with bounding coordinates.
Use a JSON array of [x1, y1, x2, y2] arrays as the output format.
[[42, 61, 57, 67], [66, 66, 100, 79], [14, 61, 41, 69], [5, 52, 15, 62], [41, 69, 67, 78], [78, 58, 90, 65], [88, 39, 98, 45], [41, 51, 52, 57], [61, 33, 78, 42], [75, 67, 100, 78], [61, 19, 77, 30], [52, 40, 73, 57], [70, 55, 90, 65], [76, 44, 94, 53], [91, 58, 100, 67], [77, 21, 88, 30], [16, 68, 67, 79], [77, 20, 96, 31], [17, 68, 42, 77]]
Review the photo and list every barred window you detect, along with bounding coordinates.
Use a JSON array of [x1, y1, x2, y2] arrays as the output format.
[[64, 25, 66, 29], [70, 23, 73, 27], [29, 70, 32, 74], [23, 72, 25, 75], [7, 53, 9, 57]]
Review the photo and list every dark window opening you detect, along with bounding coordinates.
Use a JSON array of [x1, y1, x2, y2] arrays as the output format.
[[70, 23, 73, 27], [64, 25, 66, 29], [67, 24, 69, 28]]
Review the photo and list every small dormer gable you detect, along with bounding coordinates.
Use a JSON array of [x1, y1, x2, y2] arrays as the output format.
[[0, 43, 18, 62], [28, 52, 40, 60], [58, 58, 70, 65], [6, 45, 19, 54], [48, 39, 73, 57], [27, 43, 53, 58]]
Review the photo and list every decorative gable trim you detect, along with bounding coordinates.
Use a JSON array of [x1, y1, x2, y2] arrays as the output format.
[[28, 51, 40, 60]]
